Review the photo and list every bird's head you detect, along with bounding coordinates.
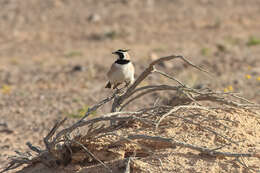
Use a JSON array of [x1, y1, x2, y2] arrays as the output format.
[[112, 49, 130, 60]]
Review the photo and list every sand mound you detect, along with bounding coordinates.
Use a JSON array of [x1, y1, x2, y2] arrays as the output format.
[[14, 107, 259, 173]]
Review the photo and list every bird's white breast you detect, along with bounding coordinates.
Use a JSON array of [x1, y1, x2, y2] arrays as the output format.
[[108, 62, 134, 83]]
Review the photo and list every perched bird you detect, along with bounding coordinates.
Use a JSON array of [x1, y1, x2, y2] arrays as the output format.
[[105, 49, 135, 89]]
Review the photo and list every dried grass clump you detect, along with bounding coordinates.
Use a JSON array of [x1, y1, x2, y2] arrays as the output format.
[[1, 55, 260, 173]]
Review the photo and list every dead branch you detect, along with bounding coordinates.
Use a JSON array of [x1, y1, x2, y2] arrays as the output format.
[[0, 160, 28, 173], [126, 134, 259, 158], [72, 140, 112, 173], [154, 105, 240, 145], [155, 105, 215, 130], [44, 118, 67, 151], [153, 69, 186, 87], [174, 114, 240, 145], [52, 111, 151, 144], [120, 85, 181, 111], [124, 157, 131, 173], [89, 132, 259, 161], [79, 89, 123, 121], [26, 142, 42, 154]]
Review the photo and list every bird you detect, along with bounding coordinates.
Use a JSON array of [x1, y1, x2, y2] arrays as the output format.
[[105, 49, 135, 89]]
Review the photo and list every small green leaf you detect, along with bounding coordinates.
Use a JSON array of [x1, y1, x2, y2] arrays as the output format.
[[64, 51, 83, 58], [66, 106, 97, 119], [201, 48, 211, 56], [247, 36, 260, 46]]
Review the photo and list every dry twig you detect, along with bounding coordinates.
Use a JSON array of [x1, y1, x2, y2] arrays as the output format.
[[125, 134, 259, 158]]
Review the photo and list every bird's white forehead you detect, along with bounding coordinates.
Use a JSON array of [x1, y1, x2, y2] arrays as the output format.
[[122, 52, 128, 56]]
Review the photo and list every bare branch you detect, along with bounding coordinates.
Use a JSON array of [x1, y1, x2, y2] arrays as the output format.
[[153, 69, 186, 87], [79, 89, 123, 121], [26, 142, 42, 154], [155, 105, 215, 130], [126, 135, 259, 158], [52, 111, 152, 144], [124, 157, 131, 173], [72, 140, 112, 173], [44, 117, 67, 150], [120, 85, 181, 111]]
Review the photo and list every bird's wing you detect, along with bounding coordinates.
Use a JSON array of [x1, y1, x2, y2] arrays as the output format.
[[107, 63, 118, 78], [129, 62, 135, 74]]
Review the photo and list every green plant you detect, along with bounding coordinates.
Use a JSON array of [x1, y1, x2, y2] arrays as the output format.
[[247, 36, 260, 46], [67, 106, 97, 118], [201, 47, 211, 56], [64, 51, 83, 58]]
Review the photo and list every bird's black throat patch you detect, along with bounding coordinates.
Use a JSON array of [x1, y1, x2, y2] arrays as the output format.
[[115, 59, 130, 65]]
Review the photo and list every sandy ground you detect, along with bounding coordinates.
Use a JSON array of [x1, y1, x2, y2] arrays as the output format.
[[0, 0, 260, 172]]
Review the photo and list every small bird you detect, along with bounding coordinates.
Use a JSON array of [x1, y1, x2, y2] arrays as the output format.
[[105, 49, 135, 89]]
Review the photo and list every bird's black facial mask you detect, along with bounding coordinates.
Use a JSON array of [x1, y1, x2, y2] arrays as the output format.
[[117, 52, 124, 59], [112, 49, 129, 59], [113, 51, 130, 64], [115, 59, 130, 64], [112, 51, 124, 59]]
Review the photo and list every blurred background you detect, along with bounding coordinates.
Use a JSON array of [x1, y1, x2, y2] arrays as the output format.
[[0, 0, 259, 169]]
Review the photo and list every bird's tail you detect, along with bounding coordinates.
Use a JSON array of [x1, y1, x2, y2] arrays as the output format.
[[105, 82, 112, 88]]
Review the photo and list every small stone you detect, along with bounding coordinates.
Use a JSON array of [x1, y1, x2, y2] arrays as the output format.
[[88, 13, 101, 23], [72, 65, 83, 72]]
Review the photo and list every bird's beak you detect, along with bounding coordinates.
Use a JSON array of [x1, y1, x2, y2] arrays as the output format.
[[112, 52, 117, 54]]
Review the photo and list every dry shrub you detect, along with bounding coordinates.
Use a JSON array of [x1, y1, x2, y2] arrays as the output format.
[[2, 55, 260, 173]]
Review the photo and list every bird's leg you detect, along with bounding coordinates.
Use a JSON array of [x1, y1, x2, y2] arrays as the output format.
[[125, 81, 130, 88], [113, 83, 121, 90]]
